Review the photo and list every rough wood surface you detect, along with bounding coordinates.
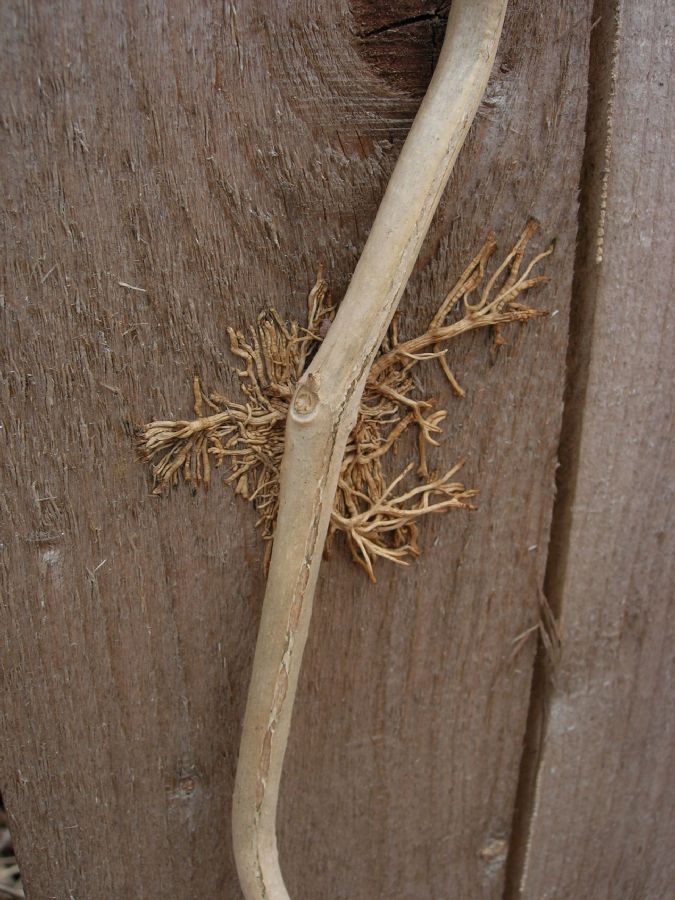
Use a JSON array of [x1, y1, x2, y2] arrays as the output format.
[[0, 2, 590, 898], [510, 2, 675, 897]]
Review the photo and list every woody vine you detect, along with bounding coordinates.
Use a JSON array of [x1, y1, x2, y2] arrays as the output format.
[[137, 2, 539, 898]]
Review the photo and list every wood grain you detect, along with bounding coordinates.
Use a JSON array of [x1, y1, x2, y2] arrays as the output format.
[[510, 1, 675, 897], [0, 1, 590, 897]]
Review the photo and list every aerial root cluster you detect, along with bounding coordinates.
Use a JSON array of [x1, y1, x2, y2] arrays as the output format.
[[139, 220, 552, 580]]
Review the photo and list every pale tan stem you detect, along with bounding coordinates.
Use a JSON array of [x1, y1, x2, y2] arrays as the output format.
[[231, 2, 509, 897]]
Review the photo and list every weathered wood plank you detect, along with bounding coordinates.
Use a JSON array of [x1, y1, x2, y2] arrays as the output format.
[[0, 2, 590, 897], [511, 2, 675, 897]]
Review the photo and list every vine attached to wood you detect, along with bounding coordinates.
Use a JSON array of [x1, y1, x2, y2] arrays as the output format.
[[135, 2, 558, 898], [140, 221, 551, 581]]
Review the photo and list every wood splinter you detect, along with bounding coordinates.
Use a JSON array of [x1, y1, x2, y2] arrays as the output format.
[[231, 2, 511, 898]]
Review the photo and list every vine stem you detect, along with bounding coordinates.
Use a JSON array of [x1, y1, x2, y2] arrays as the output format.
[[232, 2, 509, 897]]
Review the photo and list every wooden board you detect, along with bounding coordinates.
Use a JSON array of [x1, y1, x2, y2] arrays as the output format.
[[0, 2, 590, 897], [508, 1, 675, 897]]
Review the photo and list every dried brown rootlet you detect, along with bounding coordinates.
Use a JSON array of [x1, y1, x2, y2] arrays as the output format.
[[139, 221, 552, 580]]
